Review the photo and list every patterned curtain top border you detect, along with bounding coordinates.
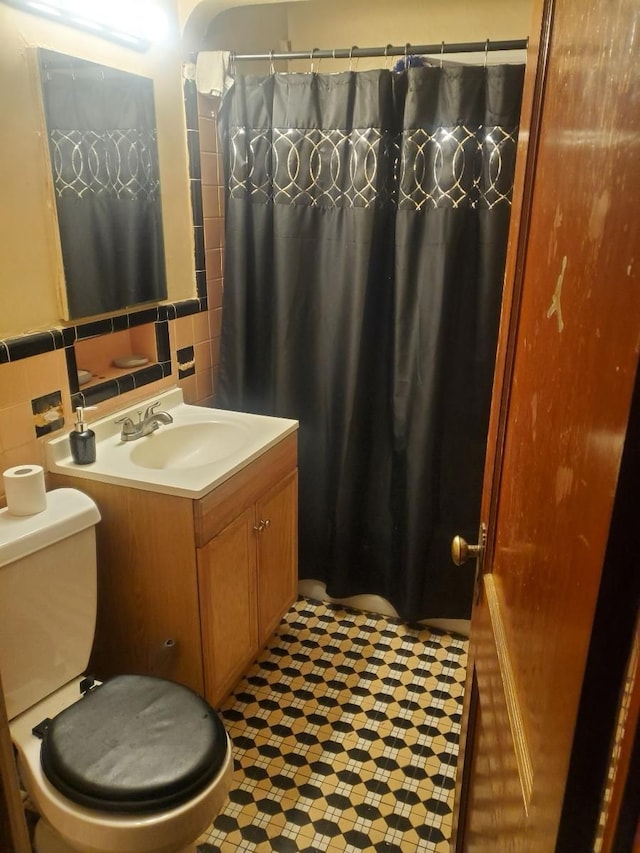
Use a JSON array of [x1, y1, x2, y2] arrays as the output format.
[[49, 128, 161, 202], [226, 124, 518, 211]]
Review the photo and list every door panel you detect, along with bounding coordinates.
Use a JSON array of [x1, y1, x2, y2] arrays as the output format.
[[454, 0, 640, 847], [466, 609, 529, 849]]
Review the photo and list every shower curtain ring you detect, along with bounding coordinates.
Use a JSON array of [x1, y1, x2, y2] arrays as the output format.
[[384, 43, 392, 70], [484, 38, 490, 68], [349, 45, 355, 71], [440, 40, 445, 68], [269, 49, 275, 75]]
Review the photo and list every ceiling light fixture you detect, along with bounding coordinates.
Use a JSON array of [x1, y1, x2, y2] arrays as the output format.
[[2, 0, 169, 51]]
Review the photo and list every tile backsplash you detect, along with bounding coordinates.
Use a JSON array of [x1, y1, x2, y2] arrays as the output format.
[[0, 309, 221, 507], [0, 349, 72, 504], [0, 84, 226, 507], [0, 311, 208, 506]]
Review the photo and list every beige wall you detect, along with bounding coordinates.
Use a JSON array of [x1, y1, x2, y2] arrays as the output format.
[[205, 0, 533, 71], [0, 0, 195, 339], [203, 4, 289, 74], [180, 0, 306, 52], [287, 0, 532, 71]]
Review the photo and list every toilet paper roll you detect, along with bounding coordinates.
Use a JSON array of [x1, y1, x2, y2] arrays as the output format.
[[3, 465, 47, 516]]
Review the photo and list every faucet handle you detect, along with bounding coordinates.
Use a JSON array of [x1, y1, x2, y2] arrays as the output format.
[[143, 401, 161, 419], [115, 415, 139, 436]]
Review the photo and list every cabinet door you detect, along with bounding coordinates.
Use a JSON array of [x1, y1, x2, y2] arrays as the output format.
[[197, 507, 258, 706], [255, 470, 298, 646]]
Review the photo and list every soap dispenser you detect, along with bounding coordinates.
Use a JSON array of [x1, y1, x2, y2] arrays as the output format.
[[70, 406, 96, 465]]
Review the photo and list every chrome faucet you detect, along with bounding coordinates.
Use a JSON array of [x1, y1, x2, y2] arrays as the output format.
[[116, 401, 173, 442]]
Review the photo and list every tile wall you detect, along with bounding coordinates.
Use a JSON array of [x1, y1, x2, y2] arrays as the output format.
[[0, 84, 226, 508], [180, 87, 225, 408], [0, 313, 194, 507]]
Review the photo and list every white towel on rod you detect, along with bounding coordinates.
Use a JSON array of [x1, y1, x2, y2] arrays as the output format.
[[196, 51, 233, 97]]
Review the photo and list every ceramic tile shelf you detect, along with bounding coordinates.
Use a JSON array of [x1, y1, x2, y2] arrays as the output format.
[[0, 297, 208, 409]]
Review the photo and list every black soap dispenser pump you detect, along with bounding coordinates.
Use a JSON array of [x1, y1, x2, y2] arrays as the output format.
[[70, 406, 96, 465]]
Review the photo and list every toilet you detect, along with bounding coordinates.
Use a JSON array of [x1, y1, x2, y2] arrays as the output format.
[[0, 487, 233, 853]]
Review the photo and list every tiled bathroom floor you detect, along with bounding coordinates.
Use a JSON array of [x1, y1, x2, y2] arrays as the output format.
[[197, 596, 468, 853]]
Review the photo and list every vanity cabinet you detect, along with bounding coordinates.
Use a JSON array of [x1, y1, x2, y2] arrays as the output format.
[[196, 467, 298, 705], [49, 433, 297, 707]]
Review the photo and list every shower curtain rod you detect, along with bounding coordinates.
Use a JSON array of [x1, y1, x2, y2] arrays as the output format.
[[231, 38, 528, 63]]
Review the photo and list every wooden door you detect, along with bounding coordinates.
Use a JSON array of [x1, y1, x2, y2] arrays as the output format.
[[197, 507, 259, 706], [597, 614, 640, 851], [452, 0, 640, 848], [256, 470, 298, 645]]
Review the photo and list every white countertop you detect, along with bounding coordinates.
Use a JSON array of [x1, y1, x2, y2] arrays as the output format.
[[46, 388, 298, 499]]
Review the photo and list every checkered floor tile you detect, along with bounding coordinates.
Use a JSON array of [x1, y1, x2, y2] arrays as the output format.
[[197, 597, 467, 852]]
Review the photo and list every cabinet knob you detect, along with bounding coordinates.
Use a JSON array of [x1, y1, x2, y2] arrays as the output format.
[[253, 519, 271, 533], [262, 518, 271, 529]]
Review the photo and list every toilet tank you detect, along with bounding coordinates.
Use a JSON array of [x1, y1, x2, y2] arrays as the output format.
[[0, 488, 101, 720]]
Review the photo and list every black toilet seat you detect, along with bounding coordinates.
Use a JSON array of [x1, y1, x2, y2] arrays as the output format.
[[39, 674, 228, 813]]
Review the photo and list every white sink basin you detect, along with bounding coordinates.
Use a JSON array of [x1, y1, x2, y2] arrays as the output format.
[[129, 421, 250, 470], [46, 388, 298, 498]]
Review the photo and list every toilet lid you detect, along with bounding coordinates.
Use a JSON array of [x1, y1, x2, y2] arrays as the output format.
[[40, 675, 228, 813]]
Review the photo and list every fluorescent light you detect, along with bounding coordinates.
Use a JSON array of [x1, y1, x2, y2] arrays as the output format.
[[4, 0, 169, 51], [26, 1, 62, 14]]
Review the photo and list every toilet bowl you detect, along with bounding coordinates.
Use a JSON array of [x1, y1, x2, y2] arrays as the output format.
[[0, 488, 233, 853]]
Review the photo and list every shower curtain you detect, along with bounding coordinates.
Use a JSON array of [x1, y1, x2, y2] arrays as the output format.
[[217, 64, 524, 621]]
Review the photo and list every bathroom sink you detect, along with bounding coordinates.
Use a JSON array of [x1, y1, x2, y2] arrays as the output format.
[[46, 388, 298, 498], [128, 421, 250, 470]]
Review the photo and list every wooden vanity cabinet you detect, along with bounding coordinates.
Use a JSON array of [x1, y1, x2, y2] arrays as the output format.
[[49, 432, 298, 707], [196, 469, 298, 705], [193, 435, 298, 704]]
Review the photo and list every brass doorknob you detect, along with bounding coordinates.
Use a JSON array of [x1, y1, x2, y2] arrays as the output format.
[[451, 535, 482, 566]]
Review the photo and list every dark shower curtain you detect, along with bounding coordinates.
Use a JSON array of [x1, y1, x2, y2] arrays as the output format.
[[218, 64, 524, 621]]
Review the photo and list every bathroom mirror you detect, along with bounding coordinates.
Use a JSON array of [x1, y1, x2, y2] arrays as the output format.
[[38, 49, 167, 320]]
